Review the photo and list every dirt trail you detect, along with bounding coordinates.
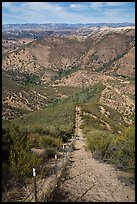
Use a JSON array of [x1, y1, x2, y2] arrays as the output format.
[[51, 107, 135, 202]]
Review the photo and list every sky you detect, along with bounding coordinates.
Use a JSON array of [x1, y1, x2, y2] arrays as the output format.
[[2, 2, 135, 24]]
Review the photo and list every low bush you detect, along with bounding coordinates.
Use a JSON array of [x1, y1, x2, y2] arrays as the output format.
[[38, 135, 62, 149], [107, 125, 135, 173], [45, 147, 57, 158], [86, 129, 113, 160], [24, 73, 40, 86], [2, 124, 43, 182], [85, 125, 135, 173]]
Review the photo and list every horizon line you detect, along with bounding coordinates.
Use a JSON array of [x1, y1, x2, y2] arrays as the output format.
[[2, 22, 135, 25]]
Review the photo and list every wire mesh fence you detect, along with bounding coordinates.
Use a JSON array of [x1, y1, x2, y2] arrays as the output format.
[[2, 136, 76, 202]]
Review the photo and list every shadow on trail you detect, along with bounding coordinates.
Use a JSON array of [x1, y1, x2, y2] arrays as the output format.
[[73, 147, 81, 151], [64, 170, 87, 181], [50, 170, 73, 202], [117, 174, 135, 189], [50, 185, 70, 202]]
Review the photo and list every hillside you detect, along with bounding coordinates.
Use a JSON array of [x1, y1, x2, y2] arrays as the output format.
[[78, 31, 134, 75], [2, 36, 88, 82], [2, 26, 135, 122], [108, 46, 135, 78]]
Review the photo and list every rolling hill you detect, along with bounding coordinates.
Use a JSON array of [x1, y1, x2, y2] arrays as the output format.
[[2, 25, 135, 125]]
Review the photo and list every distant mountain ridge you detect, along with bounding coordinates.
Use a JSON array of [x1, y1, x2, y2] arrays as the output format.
[[2, 22, 135, 31]]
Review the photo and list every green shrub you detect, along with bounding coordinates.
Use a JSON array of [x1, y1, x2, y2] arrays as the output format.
[[12, 102, 75, 143], [107, 125, 135, 172], [52, 66, 80, 80], [2, 124, 42, 181], [86, 129, 113, 160], [38, 135, 62, 149], [54, 137, 62, 147], [39, 136, 54, 148], [45, 147, 57, 158], [85, 125, 135, 173], [24, 73, 40, 86]]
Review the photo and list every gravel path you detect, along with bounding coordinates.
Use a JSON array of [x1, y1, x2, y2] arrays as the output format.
[[51, 107, 135, 202]]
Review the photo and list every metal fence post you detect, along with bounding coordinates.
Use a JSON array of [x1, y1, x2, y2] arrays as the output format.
[[55, 154, 57, 178], [33, 168, 38, 202]]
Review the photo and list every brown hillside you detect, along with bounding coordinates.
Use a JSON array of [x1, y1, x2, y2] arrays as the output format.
[[2, 26, 135, 120], [78, 32, 134, 72], [108, 46, 135, 78]]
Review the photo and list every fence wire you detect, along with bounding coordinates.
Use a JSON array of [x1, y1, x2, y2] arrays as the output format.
[[2, 137, 76, 202]]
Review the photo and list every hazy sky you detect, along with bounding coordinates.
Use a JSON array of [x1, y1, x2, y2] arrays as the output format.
[[2, 2, 135, 24]]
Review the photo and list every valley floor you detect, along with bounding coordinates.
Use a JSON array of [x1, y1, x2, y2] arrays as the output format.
[[51, 107, 135, 202]]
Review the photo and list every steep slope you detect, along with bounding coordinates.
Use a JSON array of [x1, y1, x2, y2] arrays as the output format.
[[2, 26, 135, 120], [107, 46, 135, 78], [2, 74, 48, 120], [78, 32, 134, 74], [51, 70, 114, 87], [2, 71, 81, 120], [2, 36, 88, 84], [51, 70, 134, 126]]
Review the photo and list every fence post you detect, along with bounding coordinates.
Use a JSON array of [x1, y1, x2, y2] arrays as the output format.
[[33, 168, 38, 202], [63, 145, 65, 166], [55, 154, 57, 178], [72, 135, 75, 150], [66, 146, 68, 159]]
